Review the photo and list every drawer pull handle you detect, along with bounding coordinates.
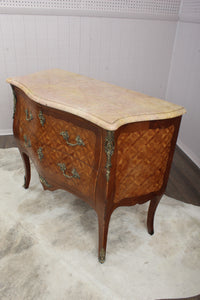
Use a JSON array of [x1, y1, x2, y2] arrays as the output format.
[[37, 147, 44, 161], [58, 163, 80, 179], [38, 111, 45, 126], [25, 109, 33, 121], [24, 135, 31, 148], [60, 131, 85, 147]]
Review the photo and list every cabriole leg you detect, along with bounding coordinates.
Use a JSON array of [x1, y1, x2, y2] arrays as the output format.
[[97, 210, 112, 264], [147, 195, 162, 235], [19, 150, 31, 189]]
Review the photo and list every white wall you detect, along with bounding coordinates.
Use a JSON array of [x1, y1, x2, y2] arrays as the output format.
[[166, 22, 200, 167], [0, 14, 176, 135]]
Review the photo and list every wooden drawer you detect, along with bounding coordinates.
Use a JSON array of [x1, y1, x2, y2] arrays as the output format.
[[34, 146, 97, 201], [16, 91, 97, 168], [36, 111, 96, 168], [16, 124, 97, 201]]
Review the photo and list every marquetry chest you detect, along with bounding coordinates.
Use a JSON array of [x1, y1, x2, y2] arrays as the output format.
[[7, 69, 186, 263]]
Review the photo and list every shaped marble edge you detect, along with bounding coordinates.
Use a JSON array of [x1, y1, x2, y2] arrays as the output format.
[[6, 69, 186, 131]]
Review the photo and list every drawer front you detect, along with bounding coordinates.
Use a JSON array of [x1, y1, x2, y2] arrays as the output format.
[[35, 112, 96, 168], [35, 146, 97, 201], [17, 129, 97, 200], [15, 90, 97, 168], [15, 96, 97, 200]]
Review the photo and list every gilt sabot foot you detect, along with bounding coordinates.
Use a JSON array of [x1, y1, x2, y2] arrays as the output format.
[[98, 248, 106, 264]]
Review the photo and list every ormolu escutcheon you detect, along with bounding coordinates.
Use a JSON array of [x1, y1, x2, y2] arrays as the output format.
[[105, 131, 115, 182], [12, 87, 17, 119], [38, 111, 45, 126], [37, 147, 44, 161], [25, 109, 33, 121], [24, 135, 31, 148], [39, 175, 52, 188]]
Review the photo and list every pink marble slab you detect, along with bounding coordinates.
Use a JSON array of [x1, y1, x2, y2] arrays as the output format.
[[7, 69, 186, 130]]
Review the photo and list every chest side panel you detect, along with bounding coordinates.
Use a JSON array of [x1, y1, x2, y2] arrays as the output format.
[[114, 121, 175, 203]]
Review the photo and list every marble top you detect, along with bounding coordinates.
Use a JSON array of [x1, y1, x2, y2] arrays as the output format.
[[7, 69, 186, 130]]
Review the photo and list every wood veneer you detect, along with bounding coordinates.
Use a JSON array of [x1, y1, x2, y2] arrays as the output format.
[[10, 82, 183, 263]]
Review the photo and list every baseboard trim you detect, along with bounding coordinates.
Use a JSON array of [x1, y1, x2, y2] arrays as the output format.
[[178, 140, 200, 168], [0, 129, 13, 136]]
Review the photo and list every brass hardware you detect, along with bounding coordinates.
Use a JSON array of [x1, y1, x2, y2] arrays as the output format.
[[99, 248, 105, 264], [39, 175, 52, 188], [24, 135, 31, 148], [23, 175, 27, 189], [25, 109, 33, 121], [38, 111, 45, 126], [37, 147, 44, 161], [58, 163, 80, 179], [105, 131, 115, 182], [11, 86, 17, 119], [60, 131, 85, 147]]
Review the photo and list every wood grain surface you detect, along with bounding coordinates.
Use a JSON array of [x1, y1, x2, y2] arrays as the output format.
[[11, 85, 183, 264], [114, 123, 174, 202]]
